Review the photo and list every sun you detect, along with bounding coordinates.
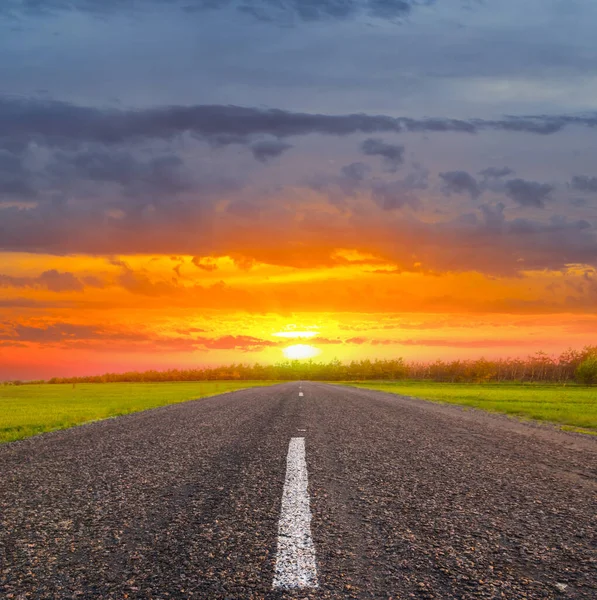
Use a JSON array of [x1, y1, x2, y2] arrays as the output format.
[[283, 344, 321, 360]]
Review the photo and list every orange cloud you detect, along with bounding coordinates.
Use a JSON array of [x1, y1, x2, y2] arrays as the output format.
[[1, 251, 596, 379]]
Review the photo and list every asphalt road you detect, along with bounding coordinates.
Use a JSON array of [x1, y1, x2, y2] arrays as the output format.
[[1, 382, 596, 599]]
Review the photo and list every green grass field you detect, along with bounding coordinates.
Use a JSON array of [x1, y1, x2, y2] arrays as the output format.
[[0, 381, 276, 444], [344, 381, 597, 433], [3, 380, 595, 444]]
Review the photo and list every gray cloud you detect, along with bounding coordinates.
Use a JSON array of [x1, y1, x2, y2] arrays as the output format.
[[341, 162, 371, 183], [371, 179, 421, 210], [572, 197, 588, 207], [308, 162, 368, 198], [7, 323, 116, 344], [47, 148, 193, 197], [1, 0, 423, 22], [504, 178, 553, 208], [0, 269, 100, 292], [226, 199, 261, 219], [479, 166, 514, 179], [2, 97, 596, 151], [570, 175, 597, 193], [115, 262, 179, 297], [250, 139, 293, 162], [370, 168, 427, 211], [367, 0, 414, 19], [443, 206, 597, 274], [440, 170, 481, 200], [0, 322, 154, 344], [316, 162, 372, 201], [478, 202, 506, 233], [507, 214, 591, 236], [0, 149, 37, 200], [0, 319, 281, 352], [361, 138, 405, 172], [311, 160, 425, 207], [0, 190, 595, 276], [0, 142, 244, 219]]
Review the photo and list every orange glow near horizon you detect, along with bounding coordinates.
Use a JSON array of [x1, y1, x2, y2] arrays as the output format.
[[1, 250, 596, 380]]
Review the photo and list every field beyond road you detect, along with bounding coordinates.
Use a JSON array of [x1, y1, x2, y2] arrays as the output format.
[[0, 381, 275, 444], [345, 381, 597, 433], [2, 380, 595, 444]]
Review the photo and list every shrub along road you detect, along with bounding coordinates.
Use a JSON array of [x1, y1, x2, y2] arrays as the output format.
[[1, 383, 595, 598]]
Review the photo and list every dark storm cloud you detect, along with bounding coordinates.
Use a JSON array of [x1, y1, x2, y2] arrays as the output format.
[[439, 171, 481, 200], [2, 97, 597, 149], [1, 0, 421, 22], [361, 138, 405, 172], [250, 139, 293, 162], [504, 178, 553, 208], [570, 175, 597, 193]]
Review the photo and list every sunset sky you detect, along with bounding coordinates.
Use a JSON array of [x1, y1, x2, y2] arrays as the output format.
[[1, 0, 597, 379]]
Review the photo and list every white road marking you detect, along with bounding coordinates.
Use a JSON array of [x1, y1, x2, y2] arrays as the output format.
[[299, 392, 304, 397], [273, 437, 318, 590]]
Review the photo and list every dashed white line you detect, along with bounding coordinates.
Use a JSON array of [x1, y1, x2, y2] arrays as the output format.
[[299, 392, 304, 397], [272, 437, 319, 590]]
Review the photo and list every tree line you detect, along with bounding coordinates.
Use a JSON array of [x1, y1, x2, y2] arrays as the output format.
[[34, 346, 597, 385]]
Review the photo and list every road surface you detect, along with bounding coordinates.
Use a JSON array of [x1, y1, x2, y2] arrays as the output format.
[[1, 382, 596, 598]]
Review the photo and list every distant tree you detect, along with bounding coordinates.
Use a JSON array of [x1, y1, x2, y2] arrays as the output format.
[[37, 345, 597, 385], [575, 356, 597, 385]]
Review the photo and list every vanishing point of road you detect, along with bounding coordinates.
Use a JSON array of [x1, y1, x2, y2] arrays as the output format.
[[1, 383, 596, 599]]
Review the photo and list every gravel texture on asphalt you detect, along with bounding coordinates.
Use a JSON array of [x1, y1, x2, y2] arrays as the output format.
[[1, 382, 596, 599]]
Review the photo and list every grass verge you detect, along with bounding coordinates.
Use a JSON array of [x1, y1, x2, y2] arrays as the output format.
[[0, 381, 277, 444], [342, 381, 597, 433]]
